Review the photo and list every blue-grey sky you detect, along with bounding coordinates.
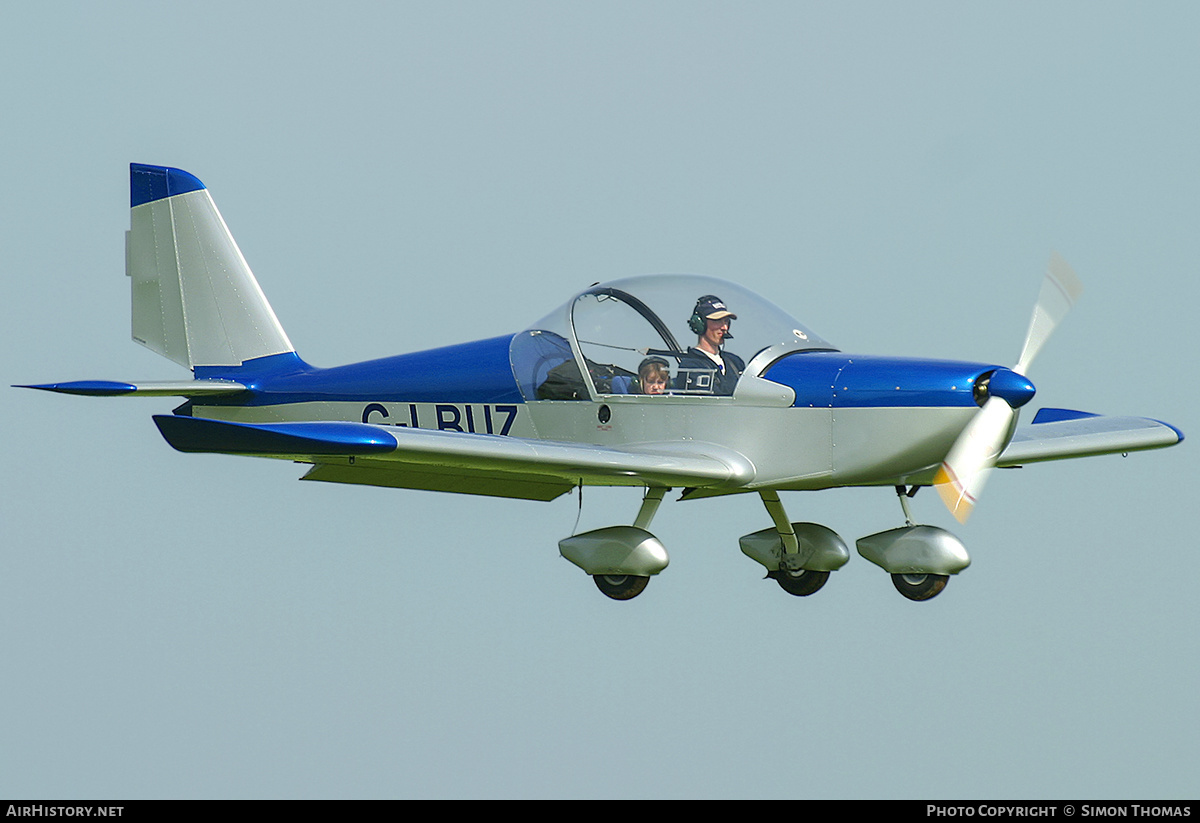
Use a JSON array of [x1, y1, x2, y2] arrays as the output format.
[[2, 1, 1196, 799]]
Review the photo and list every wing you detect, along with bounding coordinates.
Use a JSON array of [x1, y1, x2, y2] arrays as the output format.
[[998, 408, 1183, 467], [152, 415, 756, 501]]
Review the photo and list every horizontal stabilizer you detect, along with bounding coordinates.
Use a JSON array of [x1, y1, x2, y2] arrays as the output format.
[[18, 379, 246, 397], [999, 409, 1183, 466]]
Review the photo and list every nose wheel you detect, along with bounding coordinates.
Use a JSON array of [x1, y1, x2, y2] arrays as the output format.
[[891, 573, 949, 601]]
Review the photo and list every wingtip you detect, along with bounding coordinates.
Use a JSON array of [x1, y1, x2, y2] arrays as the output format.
[[1152, 419, 1185, 444]]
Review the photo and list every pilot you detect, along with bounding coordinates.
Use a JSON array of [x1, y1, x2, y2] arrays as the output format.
[[636, 356, 670, 395], [676, 295, 744, 395]]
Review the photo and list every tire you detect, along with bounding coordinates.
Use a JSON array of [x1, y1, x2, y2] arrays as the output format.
[[593, 574, 650, 600], [769, 568, 830, 597], [891, 573, 949, 601]]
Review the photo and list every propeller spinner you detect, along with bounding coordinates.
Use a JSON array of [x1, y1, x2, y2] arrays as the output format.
[[934, 254, 1084, 522]]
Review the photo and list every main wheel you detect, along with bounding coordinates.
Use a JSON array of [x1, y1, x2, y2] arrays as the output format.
[[593, 574, 650, 600], [891, 573, 949, 601], [769, 568, 830, 597]]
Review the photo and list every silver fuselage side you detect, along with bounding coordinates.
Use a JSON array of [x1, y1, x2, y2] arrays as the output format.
[[186, 389, 984, 492]]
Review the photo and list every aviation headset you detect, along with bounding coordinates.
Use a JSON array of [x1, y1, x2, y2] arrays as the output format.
[[688, 295, 735, 339]]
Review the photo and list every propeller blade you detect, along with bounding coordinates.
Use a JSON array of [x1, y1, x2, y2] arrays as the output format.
[[1015, 252, 1083, 375], [935, 254, 1083, 522], [934, 397, 1015, 523]]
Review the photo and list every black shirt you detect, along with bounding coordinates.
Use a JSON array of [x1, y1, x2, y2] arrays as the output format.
[[675, 347, 745, 396]]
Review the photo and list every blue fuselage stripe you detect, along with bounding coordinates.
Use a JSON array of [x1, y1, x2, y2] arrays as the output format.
[[192, 335, 524, 407], [183, 343, 995, 413]]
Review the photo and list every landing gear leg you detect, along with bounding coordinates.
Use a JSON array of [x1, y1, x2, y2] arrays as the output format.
[[895, 484, 919, 526], [760, 491, 799, 556], [634, 487, 667, 530]]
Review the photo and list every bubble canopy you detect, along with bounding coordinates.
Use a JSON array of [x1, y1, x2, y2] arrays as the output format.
[[510, 274, 837, 401]]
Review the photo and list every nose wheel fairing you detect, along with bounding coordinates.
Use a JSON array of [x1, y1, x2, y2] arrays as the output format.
[[855, 525, 971, 577]]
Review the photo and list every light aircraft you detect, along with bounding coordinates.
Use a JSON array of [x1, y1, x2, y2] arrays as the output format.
[[21, 164, 1184, 602]]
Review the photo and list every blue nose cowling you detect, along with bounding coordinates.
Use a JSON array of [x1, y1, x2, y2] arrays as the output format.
[[987, 368, 1036, 408]]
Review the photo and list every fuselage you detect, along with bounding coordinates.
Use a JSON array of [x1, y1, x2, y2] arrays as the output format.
[[182, 335, 1006, 492]]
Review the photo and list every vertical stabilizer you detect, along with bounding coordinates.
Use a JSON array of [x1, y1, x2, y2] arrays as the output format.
[[127, 164, 294, 369]]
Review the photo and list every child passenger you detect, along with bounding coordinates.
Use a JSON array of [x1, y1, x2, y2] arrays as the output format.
[[637, 357, 670, 395]]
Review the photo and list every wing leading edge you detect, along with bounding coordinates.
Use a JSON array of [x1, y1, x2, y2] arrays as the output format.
[[152, 415, 756, 501]]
